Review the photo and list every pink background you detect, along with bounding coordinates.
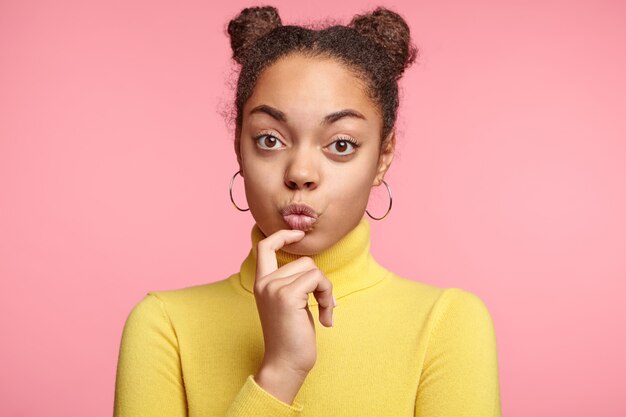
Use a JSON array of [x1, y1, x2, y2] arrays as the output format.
[[1, 0, 624, 415]]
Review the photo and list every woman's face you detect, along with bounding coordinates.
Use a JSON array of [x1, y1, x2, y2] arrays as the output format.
[[236, 53, 394, 255]]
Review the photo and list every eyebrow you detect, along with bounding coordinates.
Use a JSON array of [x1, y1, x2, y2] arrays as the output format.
[[249, 104, 366, 126]]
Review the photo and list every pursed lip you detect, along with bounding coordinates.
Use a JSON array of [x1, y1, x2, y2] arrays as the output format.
[[280, 202, 319, 218]]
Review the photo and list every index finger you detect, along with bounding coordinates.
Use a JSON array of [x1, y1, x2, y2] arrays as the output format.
[[256, 229, 306, 280]]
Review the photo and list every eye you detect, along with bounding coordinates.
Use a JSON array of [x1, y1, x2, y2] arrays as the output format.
[[327, 137, 361, 156], [254, 133, 285, 150]]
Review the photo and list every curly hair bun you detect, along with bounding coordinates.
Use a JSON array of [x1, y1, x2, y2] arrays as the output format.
[[349, 7, 418, 79], [226, 6, 283, 65]]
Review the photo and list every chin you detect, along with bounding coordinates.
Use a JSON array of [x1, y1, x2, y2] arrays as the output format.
[[282, 234, 321, 256]]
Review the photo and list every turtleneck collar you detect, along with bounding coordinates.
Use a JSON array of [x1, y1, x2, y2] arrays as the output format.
[[238, 216, 390, 306]]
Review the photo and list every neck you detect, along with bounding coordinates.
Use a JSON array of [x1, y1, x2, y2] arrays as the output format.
[[237, 216, 389, 305]]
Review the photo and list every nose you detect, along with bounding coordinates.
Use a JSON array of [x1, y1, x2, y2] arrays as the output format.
[[284, 146, 319, 191]]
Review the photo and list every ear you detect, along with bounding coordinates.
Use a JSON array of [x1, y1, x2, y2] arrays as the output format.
[[234, 132, 244, 177], [372, 130, 395, 186]]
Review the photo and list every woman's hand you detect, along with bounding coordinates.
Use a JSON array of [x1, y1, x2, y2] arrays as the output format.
[[253, 229, 337, 378]]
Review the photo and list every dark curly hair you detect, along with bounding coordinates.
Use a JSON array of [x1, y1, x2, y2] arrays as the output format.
[[224, 5, 418, 157]]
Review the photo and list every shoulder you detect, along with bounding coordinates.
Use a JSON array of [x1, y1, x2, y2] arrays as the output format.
[[380, 272, 445, 300], [122, 274, 246, 329], [428, 287, 498, 347], [432, 287, 495, 325], [123, 292, 166, 329], [144, 273, 240, 309], [379, 272, 496, 334], [384, 273, 494, 318], [118, 293, 179, 353]]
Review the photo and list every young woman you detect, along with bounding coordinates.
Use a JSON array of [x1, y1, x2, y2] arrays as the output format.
[[114, 6, 502, 416]]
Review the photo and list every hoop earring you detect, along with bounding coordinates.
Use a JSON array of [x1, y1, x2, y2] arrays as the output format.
[[229, 170, 249, 211], [366, 179, 393, 220]]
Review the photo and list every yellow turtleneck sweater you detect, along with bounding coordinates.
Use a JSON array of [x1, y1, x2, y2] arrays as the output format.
[[114, 217, 502, 416]]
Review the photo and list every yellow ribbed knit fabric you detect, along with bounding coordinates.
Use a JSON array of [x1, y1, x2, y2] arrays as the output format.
[[114, 217, 502, 416]]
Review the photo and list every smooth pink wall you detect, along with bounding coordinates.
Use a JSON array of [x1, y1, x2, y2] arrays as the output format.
[[1, 0, 624, 415]]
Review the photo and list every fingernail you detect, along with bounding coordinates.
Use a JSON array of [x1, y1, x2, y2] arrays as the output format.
[[332, 294, 337, 307]]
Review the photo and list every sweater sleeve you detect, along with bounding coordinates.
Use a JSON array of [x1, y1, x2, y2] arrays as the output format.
[[414, 288, 502, 417], [114, 294, 187, 417], [114, 293, 304, 417], [223, 375, 304, 416]]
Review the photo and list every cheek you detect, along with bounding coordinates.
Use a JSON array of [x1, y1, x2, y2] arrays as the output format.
[[332, 160, 378, 211], [242, 162, 283, 208], [241, 146, 281, 190], [244, 173, 270, 197], [326, 168, 373, 204]]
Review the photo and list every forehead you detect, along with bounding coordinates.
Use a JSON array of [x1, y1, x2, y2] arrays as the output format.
[[244, 54, 379, 124]]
